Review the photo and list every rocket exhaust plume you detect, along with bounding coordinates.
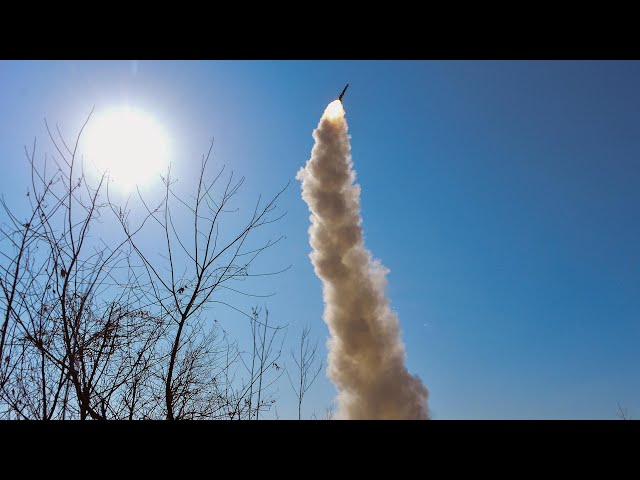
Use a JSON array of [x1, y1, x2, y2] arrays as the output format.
[[296, 100, 429, 419]]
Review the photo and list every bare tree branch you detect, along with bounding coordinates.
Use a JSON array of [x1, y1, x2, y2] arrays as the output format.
[[286, 324, 323, 420]]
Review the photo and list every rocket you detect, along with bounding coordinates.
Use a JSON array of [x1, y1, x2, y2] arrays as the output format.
[[338, 83, 349, 102]]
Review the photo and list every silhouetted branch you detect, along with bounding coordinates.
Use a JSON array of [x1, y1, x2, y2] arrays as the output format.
[[286, 324, 323, 420]]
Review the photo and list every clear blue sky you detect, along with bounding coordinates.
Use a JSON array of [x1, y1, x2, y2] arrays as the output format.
[[1, 60, 639, 419]]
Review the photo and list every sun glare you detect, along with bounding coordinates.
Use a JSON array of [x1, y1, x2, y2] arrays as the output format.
[[83, 107, 170, 190]]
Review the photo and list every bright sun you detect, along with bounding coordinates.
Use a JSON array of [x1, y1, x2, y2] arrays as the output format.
[[83, 107, 170, 190]]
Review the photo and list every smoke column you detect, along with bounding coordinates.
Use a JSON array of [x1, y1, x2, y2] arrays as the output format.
[[296, 100, 429, 419]]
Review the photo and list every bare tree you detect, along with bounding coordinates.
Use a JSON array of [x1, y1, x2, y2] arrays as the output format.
[[0, 114, 289, 420], [286, 324, 323, 420], [312, 402, 335, 420], [616, 402, 630, 420], [224, 306, 287, 420], [0, 114, 162, 419], [110, 141, 288, 420]]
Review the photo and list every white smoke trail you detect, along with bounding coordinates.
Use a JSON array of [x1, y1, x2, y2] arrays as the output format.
[[296, 100, 429, 419]]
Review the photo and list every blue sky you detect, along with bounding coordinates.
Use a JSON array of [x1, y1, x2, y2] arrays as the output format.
[[1, 60, 639, 419]]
